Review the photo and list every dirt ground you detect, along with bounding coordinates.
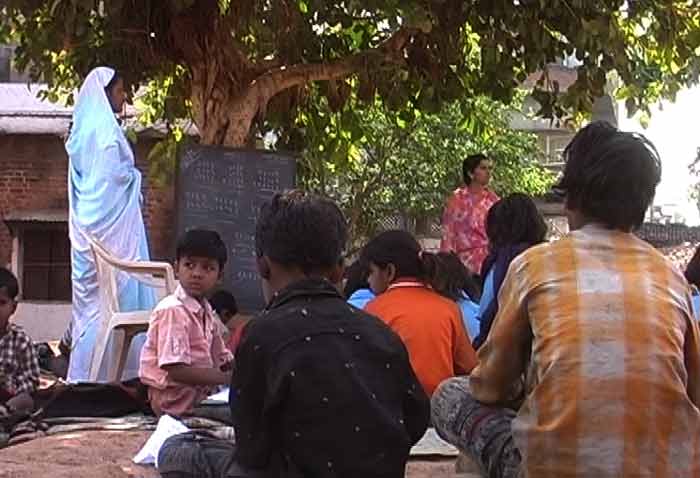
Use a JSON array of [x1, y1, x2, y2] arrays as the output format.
[[0, 430, 469, 478]]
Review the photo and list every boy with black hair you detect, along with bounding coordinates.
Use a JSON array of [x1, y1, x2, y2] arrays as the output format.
[[209, 290, 238, 324], [209, 289, 250, 353], [432, 122, 700, 477], [0, 267, 39, 423], [139, 229, 232, 417], [158, 191, 430, 478]]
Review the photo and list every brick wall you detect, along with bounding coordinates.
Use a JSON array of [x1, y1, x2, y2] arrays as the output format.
[[0, 134, 176, 268]]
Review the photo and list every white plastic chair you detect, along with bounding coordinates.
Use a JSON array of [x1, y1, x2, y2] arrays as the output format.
[[86, 233, 176, 382]]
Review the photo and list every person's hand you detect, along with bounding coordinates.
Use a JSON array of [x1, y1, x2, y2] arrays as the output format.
[[220, 360, 234, 372]]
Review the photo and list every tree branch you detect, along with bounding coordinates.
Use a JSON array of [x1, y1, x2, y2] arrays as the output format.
[[250, 27, 418, 111]]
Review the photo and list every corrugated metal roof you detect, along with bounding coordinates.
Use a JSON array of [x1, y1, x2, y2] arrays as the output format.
[[0, 82, 197, 137], [0, 83, 72, 116]]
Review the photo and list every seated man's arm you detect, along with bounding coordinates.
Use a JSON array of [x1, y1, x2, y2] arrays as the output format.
[[470, 258, 532, 405], [162, 363, 229, 386]]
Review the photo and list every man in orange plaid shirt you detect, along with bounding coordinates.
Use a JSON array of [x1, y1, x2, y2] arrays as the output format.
[[432, 122, 700, 478]]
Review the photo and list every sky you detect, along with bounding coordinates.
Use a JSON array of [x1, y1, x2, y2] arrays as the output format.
[[618, 86, 700, 225]]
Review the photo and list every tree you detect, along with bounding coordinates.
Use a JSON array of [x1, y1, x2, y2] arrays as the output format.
[[281, 91, 551, 245], [2, 1, 699, 147], [690, 146, 700, 215]]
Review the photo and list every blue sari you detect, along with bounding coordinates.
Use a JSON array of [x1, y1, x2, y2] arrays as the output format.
[[65, 67, 155, 382]]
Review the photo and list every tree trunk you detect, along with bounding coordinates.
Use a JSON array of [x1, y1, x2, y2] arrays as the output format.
[[172, 9, 417, 148], [188, 62, 259, 147]]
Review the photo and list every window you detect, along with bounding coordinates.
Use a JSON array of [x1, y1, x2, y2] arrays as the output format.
[[4, 216, 72, 302], [539, 133, 574, 167], [21, 227, 72, 301]]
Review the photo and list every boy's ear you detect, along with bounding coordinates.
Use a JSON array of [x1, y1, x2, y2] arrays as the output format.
[[10, 300, 17, 315], [257, 256, 271, 280], [387, 263, 397, 284]]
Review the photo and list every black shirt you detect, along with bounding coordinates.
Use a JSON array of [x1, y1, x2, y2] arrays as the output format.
[[232, 278, 430, 478]]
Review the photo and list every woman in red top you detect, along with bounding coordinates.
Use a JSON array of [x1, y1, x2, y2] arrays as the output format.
[[363, 230, 477, 396], [441, 154, 499, 275]]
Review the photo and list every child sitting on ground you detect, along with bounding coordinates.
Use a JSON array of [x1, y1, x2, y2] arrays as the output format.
[[343, 259, 376, 309], [209, 289, 250, 353], [0, 268, 40, 425], [432, 122, 700, 477], [139, 229, 232, 417], [158, 192, 430, 478], [430, 252, 482, 341], [472, 193, 548, 348], [363, 230, 477, 396]]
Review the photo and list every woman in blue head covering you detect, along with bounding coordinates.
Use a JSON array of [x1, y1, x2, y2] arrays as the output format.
[[65, 67, 155, 382]]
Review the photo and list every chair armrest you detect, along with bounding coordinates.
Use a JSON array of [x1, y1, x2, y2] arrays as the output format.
[[84, 230, 177, 292]]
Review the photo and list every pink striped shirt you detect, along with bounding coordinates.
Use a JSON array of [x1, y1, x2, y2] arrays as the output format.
[[139, 285, 232, 416]]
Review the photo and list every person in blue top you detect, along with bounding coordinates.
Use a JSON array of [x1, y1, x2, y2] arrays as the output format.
[[65, 67, 156, 382], [430, 252, 482, 341], [344, 260, 376, 309], [685, 246, 700, 319], [472, 193, 548, 349]]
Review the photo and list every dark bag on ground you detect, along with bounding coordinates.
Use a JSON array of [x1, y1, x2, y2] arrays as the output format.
[[34, 379, 151, 418]]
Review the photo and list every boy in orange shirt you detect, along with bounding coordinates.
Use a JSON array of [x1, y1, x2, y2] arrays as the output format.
[[364, 230, 477, 395]]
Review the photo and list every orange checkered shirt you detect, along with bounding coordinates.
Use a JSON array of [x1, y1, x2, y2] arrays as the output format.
[[471, 224, 700, 477]]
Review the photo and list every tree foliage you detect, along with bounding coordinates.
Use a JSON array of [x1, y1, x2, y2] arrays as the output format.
[[280, 91, 552, 245], [690, 146, 700, 214], [2, 1, 699, 147]]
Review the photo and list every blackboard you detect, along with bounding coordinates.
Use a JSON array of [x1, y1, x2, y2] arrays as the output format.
[[176, 145, 296, 312]]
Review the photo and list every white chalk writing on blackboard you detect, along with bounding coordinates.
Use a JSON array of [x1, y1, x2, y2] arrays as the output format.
[[184, 191, 208, 211], [182, 148, 202, 171], [254, 169, 281, 191], [230, 244, 256, 258], [222, 163, 245, 188], [184, 192, 239, 217], [193, 159, 216, 185], [178, 145, 296, 312], [234, 270, 259, 281]]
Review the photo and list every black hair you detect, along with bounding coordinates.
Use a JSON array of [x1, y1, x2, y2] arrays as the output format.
[[361, 230, 424, 278], [555, 121, 661, 231], [486, 193, 548, 249], [0, 267, 19, 300], [428, 252, 481, 302], [361, 230, 452, 292], [176, 229, 228, 268], [255, 190, 348, 273], [344, 260, 371, 299], [462, 153, 488, 184], [209, 289, 238, 316], [685, 246, 700, 290]]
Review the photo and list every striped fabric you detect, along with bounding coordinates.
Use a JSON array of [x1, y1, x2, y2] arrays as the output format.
[[471, 224, 700, 477]]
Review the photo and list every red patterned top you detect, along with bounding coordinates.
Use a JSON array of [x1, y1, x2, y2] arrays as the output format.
[[440, 186, 499, 274]]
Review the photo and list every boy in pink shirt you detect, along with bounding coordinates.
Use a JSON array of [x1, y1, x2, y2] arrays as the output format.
[[139, 229, 232, 417]]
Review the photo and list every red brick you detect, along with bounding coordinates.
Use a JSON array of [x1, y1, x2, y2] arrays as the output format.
[[0, 135, 175, 267]]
